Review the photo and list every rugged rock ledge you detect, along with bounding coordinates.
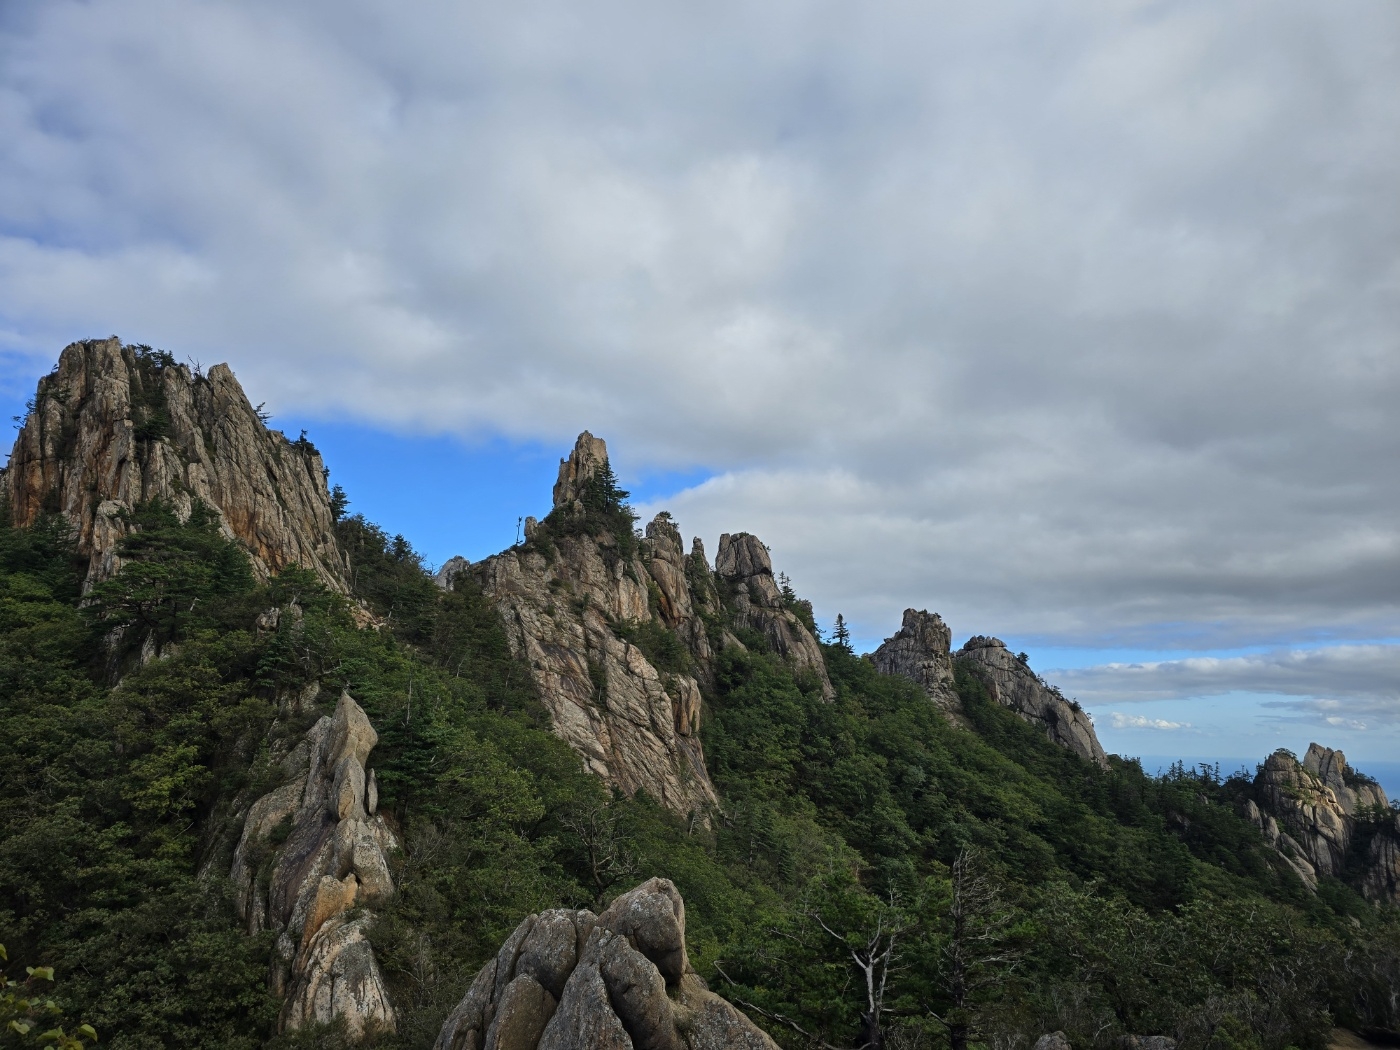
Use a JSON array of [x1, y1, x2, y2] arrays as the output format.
[[0, 337, 347, 592], [434, 878, 777, 1050], [1245, 743, 1399, 902], [229, 690, 398, 1038]]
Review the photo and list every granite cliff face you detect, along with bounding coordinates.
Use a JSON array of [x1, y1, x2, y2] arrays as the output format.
[[229, 690, 399, 1038], [434, 877, 777, 1050], [463, 433, 831, 819], [872, 615, 1108, 769], [1245, 743, 1399, 902], [870, 609, 961, 719], [0, 337, 347, 592]]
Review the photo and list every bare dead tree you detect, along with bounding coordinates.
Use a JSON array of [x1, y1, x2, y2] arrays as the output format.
[[811, 893, 913, 1050], [560, 799, 639, 905]]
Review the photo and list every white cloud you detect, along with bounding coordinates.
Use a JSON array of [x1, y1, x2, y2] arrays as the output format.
[[1108, 713, 1193, 731], [2, 0, 1399, 653]]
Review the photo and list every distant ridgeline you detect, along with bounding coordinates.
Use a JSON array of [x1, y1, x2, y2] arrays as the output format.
[[2, 338, 1398, 1050]]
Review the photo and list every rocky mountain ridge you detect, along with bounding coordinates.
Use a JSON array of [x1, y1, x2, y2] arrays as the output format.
[[873, 610, 1110, 769], [0, 337, 348, 593]]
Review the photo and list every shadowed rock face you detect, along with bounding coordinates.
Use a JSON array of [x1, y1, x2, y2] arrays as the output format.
[[871, 609, 961, 718], [229, 691, 398, 1039], [0, 337, 348, 592], [956, 637, 1109, 769], [434, 878, 778, 1050], [1247, 744, 1399, 902], [465, 434, 833, 819]]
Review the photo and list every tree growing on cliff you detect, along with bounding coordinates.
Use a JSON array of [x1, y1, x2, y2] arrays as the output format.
[[833, 614, 852, 652]]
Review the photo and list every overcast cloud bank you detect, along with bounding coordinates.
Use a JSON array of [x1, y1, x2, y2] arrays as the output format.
[[2, 0, 1397, 664]]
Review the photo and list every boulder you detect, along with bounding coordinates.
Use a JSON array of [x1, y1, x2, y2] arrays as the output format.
[[436, 879, 778, 1050]]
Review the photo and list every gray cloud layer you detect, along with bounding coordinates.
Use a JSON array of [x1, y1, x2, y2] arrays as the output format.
[[2, 0, 1398, 649], [1056, 644, 1400, 727]]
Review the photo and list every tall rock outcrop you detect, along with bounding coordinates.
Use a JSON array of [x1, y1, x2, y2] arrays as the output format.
[[1246, 744, 1399, 902], [0, 338, 348, 592], [229, 691, 398, 1038], [434, 877, 778, 1050], [870, 609, 961, 719], [464, 433, 833, 819], [956, 636, 1109, 769], [715, 533, 834, 701]]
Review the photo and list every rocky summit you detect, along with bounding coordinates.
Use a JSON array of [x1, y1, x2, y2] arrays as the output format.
[[0, 337, 347, 592], [1244, 743, 1399, 902], [458, 432, 831, 820]]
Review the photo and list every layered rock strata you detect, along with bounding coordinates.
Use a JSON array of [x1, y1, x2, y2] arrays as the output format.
[[955, 636, 1108, 769], [465, 433, 832, 819], [871, 609, 961, 718], [434, 877, 777, 1050], [0, 337, 348, 592], [1246, 744, 1399, 902], [230, 691, 398, 1038]]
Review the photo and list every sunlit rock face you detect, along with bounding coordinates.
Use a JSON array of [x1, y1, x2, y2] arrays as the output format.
[[434, 878, 778, 1050], [0, 337, 348, 593], [1248, 743, 1399, 903], [463, 432, 832, 819]]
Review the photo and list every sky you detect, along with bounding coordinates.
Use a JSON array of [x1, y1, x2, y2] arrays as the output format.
[[2, 0, 1398, 777]]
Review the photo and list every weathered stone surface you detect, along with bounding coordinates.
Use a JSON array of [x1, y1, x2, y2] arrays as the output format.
[[282, 913, 395, 1040], [1034, 1033, 1072, 1050], [230, 690, 398, 1038], [470, 434, 843, 816], [436, 879, 778, 1050], [871, 609, 962, 719], [0, 338, 348, 592], [955, 637, 1109, 769], [714, 533, 833, 700], [598, 877, 688, 986], [1251, 744, 1398, 902]]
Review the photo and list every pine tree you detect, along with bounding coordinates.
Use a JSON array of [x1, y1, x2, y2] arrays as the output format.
[[833, 613, 852, 651]]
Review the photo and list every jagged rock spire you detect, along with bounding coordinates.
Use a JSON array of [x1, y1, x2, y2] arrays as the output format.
[[871, 609, 961, 717], [552, 430, 610, 510]]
